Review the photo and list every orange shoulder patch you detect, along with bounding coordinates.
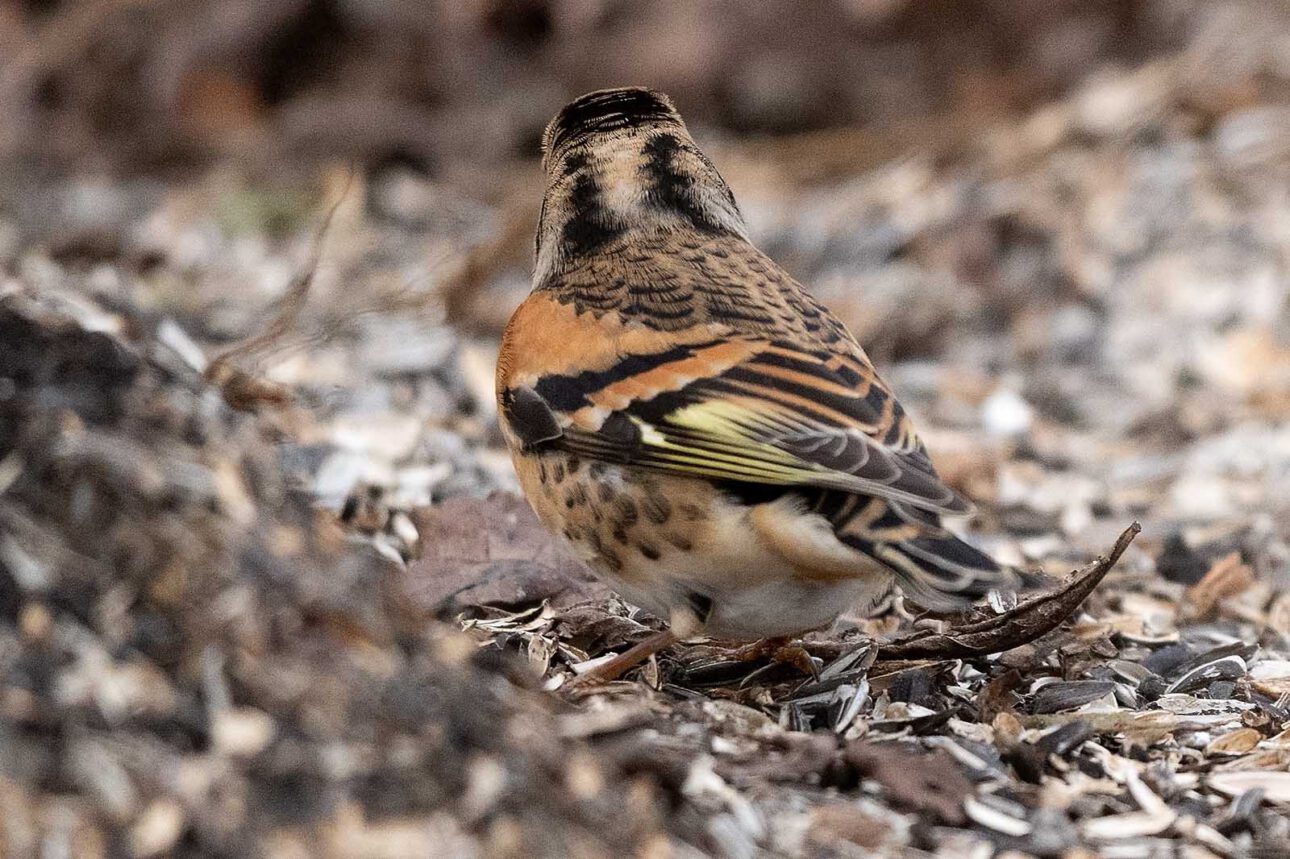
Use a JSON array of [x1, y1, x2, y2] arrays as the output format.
[[498, 292, 733, 391], [584, 339, 764, 412]]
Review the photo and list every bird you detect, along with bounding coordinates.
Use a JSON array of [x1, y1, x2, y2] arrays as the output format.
[[496, 87, 1017, 682]]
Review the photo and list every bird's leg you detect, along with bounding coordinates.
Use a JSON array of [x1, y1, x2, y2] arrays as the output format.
[[571, 603, 703, 685], [572, 629, 677, 685], [726, 636, 787, 662], [728, 636, 820, 680]]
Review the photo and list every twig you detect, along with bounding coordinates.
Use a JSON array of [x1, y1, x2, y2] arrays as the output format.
[[875, 522, 1141, 662], [204, 168, 353, 410]]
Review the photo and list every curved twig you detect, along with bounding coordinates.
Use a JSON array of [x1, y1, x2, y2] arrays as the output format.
[[876, 522, 1141, 661]]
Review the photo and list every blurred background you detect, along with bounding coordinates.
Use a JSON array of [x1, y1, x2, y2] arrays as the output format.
[[0, 0, 1195, 170], [4, 0, 1290, 563]]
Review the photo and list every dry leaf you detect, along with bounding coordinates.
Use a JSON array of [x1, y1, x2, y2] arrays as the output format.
[[844, 742, 973, 825], [807, 804, 892, 851], [407, 493, 607, 615], [1182, 551, 1255, 620], [1205, 728, 1262, 756]]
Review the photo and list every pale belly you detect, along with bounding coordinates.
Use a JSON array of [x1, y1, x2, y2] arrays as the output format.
[[612, 577, 885, 640], [511, 448, 891, 641]]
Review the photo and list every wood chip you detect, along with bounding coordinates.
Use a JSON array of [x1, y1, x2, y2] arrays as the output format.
[[1208, 771, 1290, 803], [1182, 552, 1255, 620]]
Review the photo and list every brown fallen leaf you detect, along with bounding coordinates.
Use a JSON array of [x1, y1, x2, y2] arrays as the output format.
[[407, 492, 607, 615], [553, 606, 660, 654], [976, 668, 1023, 724], [875, 523, 1140, 662], [1206, 728, 1263, 756], [1181, 551, 1255, 620], [807, 804, 892, 852], [843, 741, 972, 825]]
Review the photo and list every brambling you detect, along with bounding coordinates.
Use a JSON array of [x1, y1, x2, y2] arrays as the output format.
[[497, 87, 1016, 681]]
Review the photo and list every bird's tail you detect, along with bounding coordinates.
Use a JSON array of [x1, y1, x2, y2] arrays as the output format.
[[835, 499, 1022, 610], [870, 531, 1020, 610]]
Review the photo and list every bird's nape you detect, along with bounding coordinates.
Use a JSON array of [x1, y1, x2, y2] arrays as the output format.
[[533, 87, 747, 284], [541, 87, 683, 166]]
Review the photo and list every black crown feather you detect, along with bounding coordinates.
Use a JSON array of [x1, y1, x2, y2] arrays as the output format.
[[543, 87, 682, 158]]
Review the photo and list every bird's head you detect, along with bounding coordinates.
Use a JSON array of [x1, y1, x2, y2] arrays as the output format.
[[534, 87, 747, 285]]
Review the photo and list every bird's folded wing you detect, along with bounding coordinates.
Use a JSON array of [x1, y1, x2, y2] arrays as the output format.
[[511, 337, 972, 516]]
